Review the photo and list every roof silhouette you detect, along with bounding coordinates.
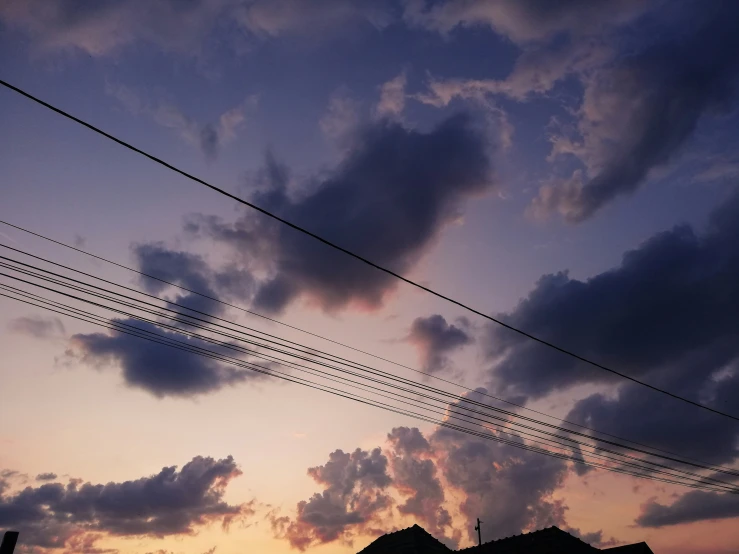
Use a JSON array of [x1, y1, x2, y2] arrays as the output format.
[[457, 526, 598, 553], [357, 524, 452, 553], [357, 524, 653, 554]]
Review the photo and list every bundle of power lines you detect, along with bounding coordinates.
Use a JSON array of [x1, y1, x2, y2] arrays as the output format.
[[1, 222, 738, 496], [1, 78, 738, 497]]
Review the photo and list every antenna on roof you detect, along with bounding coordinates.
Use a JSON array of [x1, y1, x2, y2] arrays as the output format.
[[474, 518, 482, 547]]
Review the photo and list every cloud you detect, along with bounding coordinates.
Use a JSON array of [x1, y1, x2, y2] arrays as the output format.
[[429, 394, 571, 543], [188, 113, 495, 314], [107, 83, 253, 162], [403, 0, 648, 44], [0, 0, 394, 58], [55, 533, 118, 554], [410, 2, 739, 222], [565, 366, 739, 467], [375, 71, 408, 119], [387, 426, 431, 456], [636, 491, 739, 528], [35, 473, 58, 482], [0, 0, 231, 57], [8, 315, 65, 339], [69, 319, 255, 398], [145, 547, 217, 554], [532, 3, 739, 221], [566, 527, 615, 548], [319, 88, 362, 147], [387, 427, 455, 544], [0, 456, 249, 550], [0, 471, 29, 493], [694, 157, 739, 184], [269, 448, 392, 550], [65, 241, 266, 398], [132, 242, 253, 317], [486, 190, 739, 464], [417, 39, 611, 105], [234, 0, 393, 38], [273, 414, 596, 550], [406, 314, 473, 374]]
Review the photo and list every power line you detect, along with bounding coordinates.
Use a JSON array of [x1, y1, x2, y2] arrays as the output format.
[[2, 254, 738, 485], [2, 238, 738, 478], [5, 248, 739, 476], [1, 285, 736, 494], [3, 220, 703, 461], [1, 79, 736, 422]]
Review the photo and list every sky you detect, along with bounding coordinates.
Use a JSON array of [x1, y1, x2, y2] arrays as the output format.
[[1, 1, 739, 553]]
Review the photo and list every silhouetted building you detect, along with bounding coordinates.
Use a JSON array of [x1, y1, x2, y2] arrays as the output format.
[[357, 524, 654, 554]]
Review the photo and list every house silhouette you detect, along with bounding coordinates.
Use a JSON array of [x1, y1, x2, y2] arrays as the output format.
[[357, 524, 654, 553]]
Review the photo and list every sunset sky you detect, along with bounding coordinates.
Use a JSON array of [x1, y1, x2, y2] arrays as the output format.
[[2, 1, 739, 553]]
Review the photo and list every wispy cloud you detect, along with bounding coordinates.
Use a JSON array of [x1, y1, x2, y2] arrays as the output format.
[[106, 82, 256, 161], [8, 315, 65, 339], [375, 71, 408, 119]]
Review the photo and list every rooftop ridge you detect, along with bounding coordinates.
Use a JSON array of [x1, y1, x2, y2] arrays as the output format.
[[357, 522, 452, 553], [457, 525, 596, 552]]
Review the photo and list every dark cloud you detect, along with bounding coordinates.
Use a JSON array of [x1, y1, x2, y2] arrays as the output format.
[[406, 314, 473, 374], [489, 190, 739, 396], [274, 415, 599, 550], [566, 527, 615, 548], [404, 0, 649, 43], [65, 242, 263, 398], [566, 368, 739, 467], [0, 456, 248, 550], [535, 2, 739, 221], [387, 426, 431, 456], [270, 448, 392, 550], [429, 393, 571, 543], [636, 490, 739, 527], [36, 473, 58, 482], [134, 243, 212, 295], [387, 427, 455, 545], [133, 242, 246, 318], [199, 123, 220, 163], [189, 114, 495, 314], [8, 315, 65, 339], [488, 190, 739, 465], [70, 319, 254, 397]]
